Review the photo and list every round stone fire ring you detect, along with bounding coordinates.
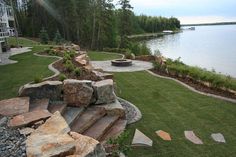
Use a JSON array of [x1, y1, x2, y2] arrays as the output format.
[[111, 59, 132, 67]]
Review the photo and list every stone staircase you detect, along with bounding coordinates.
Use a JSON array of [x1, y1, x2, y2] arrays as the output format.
[[48, 102, 127, 142]]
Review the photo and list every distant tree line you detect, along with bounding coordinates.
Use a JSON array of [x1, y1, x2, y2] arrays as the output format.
[[11, 0, 180, 50]]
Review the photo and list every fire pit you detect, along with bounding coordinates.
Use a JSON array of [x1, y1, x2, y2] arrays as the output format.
[[111, 59, 132, 67]]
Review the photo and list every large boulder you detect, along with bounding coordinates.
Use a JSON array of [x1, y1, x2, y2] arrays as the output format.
[[19, 81, 63, 101], [92, 79, 116, 105], [68, 132, 106, 157], [0, 97, 29, 116], [26, 112, 76, 157], [63, 79, 94, 107]]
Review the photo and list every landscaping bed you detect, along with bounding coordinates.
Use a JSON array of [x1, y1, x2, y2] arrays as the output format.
[[151, 69, 236, 99]]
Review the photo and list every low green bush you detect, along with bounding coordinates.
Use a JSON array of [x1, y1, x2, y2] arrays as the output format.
[[34, 76, 43, 84], [74, 67, 81, 77], [58, 74, 67, 81], [64, 60, 74, 72]]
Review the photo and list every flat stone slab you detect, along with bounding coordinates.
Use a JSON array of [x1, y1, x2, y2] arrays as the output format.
[[101, 119, 127, 141], [26, 111, 76, 157], [70, 107, 106, 133], [83, 115, 119, 141], [132, 129, 153, 147], [211, 133, 226, 143], [0, 97, 29, 116], [62, 107, 85, 126], [156, 130, 172, 141], [91, 60, 153, 72], [184, 131, 203, 145], [29, 98, 49, 112], [8, 110, 52, 128], [48, 102, 67, 114], [95, 99, 125, 118]]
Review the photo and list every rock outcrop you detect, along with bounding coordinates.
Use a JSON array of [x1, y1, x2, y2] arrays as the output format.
[[63, 79, 94, 107], [92, 79, 116, 105], [19, 81, 63, 100]]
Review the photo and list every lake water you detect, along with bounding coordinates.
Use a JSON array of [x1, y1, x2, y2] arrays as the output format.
[[146, 25, 236, 77]]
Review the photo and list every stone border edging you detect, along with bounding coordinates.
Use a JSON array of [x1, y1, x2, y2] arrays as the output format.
[[146, 70, 236, 104], [33, 53, 62, 81], [117, 97, 142, 124]]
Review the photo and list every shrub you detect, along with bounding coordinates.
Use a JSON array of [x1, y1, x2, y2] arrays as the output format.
[[107, 131, 131, 156], [63, 53, 72, 63], [74, 68, 81, 77], [58, 74, 67, 81], [34, 76, 43, 84], [64, 60, 74, 72]]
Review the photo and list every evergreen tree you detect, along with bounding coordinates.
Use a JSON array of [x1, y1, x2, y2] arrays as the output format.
[[39, 27, 49, 44], [53, 30, 63, 44]]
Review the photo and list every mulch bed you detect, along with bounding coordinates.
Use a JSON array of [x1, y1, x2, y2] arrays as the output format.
[[151, 69, 236, 100]]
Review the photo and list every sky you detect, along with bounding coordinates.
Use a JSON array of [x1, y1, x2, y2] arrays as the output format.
[[113, 0, 236, 24]]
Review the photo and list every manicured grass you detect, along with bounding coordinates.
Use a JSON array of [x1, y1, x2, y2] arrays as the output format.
[[88, 51, 122, 61], [0, 46, 57, 100], [7, 37, 40, 46], [114, 71, 236, 157]]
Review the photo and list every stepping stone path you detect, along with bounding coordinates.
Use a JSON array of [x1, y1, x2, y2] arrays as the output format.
[[132, 129, 153, 147], [0, 97, 29, 116], [184, 131, 203, 145], [156, 130, 172, 141], [211, 133, 226, 143]]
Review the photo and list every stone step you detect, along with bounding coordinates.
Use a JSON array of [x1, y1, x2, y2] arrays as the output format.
[[71, 107, 106, 133], [48, 102, 67, 114], [83, 115, 120, 141], [100, 119, 127, 142], [8, 110, 52, 128], [29, 99, 49, 112], [62, 107, 85, 126]]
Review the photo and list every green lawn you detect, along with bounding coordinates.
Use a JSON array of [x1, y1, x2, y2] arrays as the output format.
[[7, 37, 40, 46], [88, 51, 122, 61], [0, 46, 57, 100], [114, 71, 236, 157]]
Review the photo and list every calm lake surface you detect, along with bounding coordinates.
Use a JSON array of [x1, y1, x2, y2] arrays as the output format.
[[146, 25, 236, 77]]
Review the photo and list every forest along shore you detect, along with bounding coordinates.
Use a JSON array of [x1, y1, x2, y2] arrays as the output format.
[[128, 30, 181, 41]]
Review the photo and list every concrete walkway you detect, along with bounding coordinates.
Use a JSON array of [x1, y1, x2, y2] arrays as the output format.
[[0, 47, 32, 65], [91, 60, 153, 72]]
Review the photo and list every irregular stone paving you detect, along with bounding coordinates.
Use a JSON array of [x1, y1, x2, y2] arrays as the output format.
[[184, 131, 203, 145], [91, 60, 153, 72], [0, 97, 29, 116], [132, 129, 153, 147], [0, 47, 32, 65], [156, 130, 172, 141], [211, 133, 226, 143]]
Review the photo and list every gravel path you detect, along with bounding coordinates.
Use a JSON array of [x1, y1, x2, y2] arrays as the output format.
[[0, 117, 27, 157], [0, 47, 32, 65], [91, 60, 153, 72]]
